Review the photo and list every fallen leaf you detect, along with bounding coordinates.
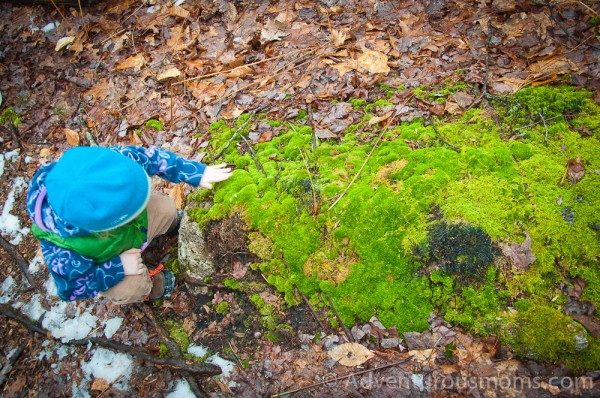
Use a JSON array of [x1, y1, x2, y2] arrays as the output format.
[[328, 343, 374, 366], [63, 128, 80, 146], [117, 53, 145, 71], [500, 231, 536, 271], [356, 48, 389, 74], [232, 261, 248, 279], [408, 348, 436, 366], [260, 18, 288, 43], [453, 92, 474, 109], [157, 67, 181, 81], [444, 101, 461, 115], [55, 36, 75, 51], [91, 378, 111, 392], [168, 183, 185, 209], [40, 148, 52, 158], [330, 28, 348, 47], [315, 128, 337, 139], [170, 5, 190, 19], [84, 78, 115, 101], [226, 66, 253, 78], [529, 57, 576, 77], [368, 111, 394, 125], [566, 155, 585, 183]]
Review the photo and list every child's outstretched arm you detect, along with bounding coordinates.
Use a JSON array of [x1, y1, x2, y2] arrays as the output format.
[[39, 240, 125, 301], [109, 145, 209, 186]]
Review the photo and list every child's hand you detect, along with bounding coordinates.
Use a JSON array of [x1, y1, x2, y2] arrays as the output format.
[[200, 164, 233, 189], [119, 248, 145, 276]]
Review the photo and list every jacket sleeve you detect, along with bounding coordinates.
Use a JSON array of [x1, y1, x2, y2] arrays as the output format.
[[109, 145, 207, 187], [40, 240, 125, 301]]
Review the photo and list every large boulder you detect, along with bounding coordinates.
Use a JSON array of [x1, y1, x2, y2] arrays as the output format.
[[178, 204, 214, 289]]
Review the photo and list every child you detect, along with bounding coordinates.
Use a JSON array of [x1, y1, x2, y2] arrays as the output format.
[[26, 145, 232, 304]]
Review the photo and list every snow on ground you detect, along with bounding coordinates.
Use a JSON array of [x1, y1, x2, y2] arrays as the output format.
[[166, 379, 195, 398], [0, 176, 30, 244]]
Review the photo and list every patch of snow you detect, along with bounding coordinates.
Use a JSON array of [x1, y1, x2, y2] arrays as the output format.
[[187, 344, 209, 358], [42, 22, 59, 32], [71, 382, 92, 398], [45, 277, 58, 296], [411, 373, 424, 391], [55, 344, 72, 359], [173, 0, 185, 5], [21, 294, 46, 321], [0, 177, 30, 245], [166, 379, 195, 398], [103, 318, 123, 338], [0, 275, 15, 304], [28, 254, 44, 274], [42, 301, 99, 342], [146, 5, 161, 13], [5, 149, 19, 162], [81, 348, 133, 388], [0, 154, 4, 177], [207, 355, 236, 378], [25, 156, 33, 164]]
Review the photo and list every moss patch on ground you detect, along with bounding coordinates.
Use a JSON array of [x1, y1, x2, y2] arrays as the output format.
[[189, 84, 600, 369]]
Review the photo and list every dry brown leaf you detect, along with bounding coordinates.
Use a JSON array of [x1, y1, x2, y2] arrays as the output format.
[[356, 48, 390, 74], [84, 78, 115, 101], [328, 343, 374, 366], [39, 148, 52, 158], [63, 128, 80, 146], [500, 231, 536, 271], [226, 66, 253, 78], [330, 28, 348, 47], [55, 36, 75, 51], [157, 67, 181, 81], [529, 57, 576, 76], [91, 378, 111, 392], [332, 62, 354, 77], [187, 59, 205, 69], [168, 183, 185, 209], [260, 18, 288, 43], [170, 5, 190, 19], [117, 54, 145, 71], [444, 101, 461, 115], [232, 261, 248, 279], [368, 111, 394, 125], [408, 349, 436, 366]]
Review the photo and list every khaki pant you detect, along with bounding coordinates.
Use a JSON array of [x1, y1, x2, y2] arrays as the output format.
[[101, 192, 177, 304]]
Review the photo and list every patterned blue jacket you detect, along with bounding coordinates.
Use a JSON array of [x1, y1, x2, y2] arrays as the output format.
[[26, 146, 206, 301]]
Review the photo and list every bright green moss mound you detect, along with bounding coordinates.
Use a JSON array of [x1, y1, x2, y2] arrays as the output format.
[[191, 85, 600, 368]]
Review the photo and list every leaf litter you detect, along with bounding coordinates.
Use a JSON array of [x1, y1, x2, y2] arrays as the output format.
[[1, 0, 600, 396]]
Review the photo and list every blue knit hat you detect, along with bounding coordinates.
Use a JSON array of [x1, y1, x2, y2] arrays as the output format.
[[45, 147, 151, 232]]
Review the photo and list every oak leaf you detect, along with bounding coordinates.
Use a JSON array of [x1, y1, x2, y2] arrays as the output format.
[[328, 343, 374, 366], [63, 128, 80, 146]]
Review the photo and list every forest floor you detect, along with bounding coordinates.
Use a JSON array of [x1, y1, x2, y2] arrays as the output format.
[[1, 0, 600, 397]]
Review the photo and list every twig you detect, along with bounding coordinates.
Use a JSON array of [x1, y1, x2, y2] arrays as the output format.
[[513, 114, 564, 131], [429, 116, 461, 153], [270, 357, 412, 397], [328, 109, 400, 211], [137, 304, 206, 397], [299, 149, 319, 217], [296, 288, 326, 333], [236, 128, 267, 177], [484, 19, 492, 96], [48, 0, 72, 30], [0, 235, 39, 290], [533, 0, 600, 50], [324, 294, 354, 343], [539, 111, 549, 145], [307, 105, 317, 152], [0, 305, 221, 376], [175, 47, 318, 86], [213, 113, 256, 161], [0, 341, 27, 388]]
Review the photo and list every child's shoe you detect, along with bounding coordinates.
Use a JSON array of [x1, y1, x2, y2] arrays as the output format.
[[147, 270, 175, 300]]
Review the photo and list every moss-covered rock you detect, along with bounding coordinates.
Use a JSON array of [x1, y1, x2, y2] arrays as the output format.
[[187, 84, 600, 368]]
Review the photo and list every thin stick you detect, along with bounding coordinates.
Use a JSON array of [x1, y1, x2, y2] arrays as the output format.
[[0, 341, 27, 388], [0, 304, 221, 376], [236, 128, 267, 177], [270, 357, 412, 397], [539, 111, 549, 145], [48, 0, 72, 30], [299, 149, 319, 217], [213, 113, 256, 161], [324, 294, 354, 343], [328, 110, 400, 211], [77, 0, 85, 30], [429, 117, 461, 153], [0, 235, 39, 290], [175, 47, 318, 86], [296, 288, 326, 333], [484, 19, 492, 96]]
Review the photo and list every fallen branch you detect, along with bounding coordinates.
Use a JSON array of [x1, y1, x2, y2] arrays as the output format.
[[0, 235, 39, 290], [212, 112, 256, 161], [324, 293, 354, 343], [0, 305, 221, 377], [296, 288, 327, 334], [137, 304, 207, 397], [328, 109, 400, 211], [270, 357, 412, 397], [0, 341, 27, 389]]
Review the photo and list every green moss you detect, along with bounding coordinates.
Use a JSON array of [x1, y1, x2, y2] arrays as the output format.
[[159, 343, 168, 358], [164, 320, 190, 354], [188, 84, 600, 368], [215, 301, 230, 315]]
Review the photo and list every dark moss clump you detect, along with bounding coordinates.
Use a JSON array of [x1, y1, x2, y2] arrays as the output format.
[[427, 222, 495, 283]]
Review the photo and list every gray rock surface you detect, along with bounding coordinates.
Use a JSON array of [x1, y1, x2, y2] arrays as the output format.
[[178, 205, 214, 285]]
